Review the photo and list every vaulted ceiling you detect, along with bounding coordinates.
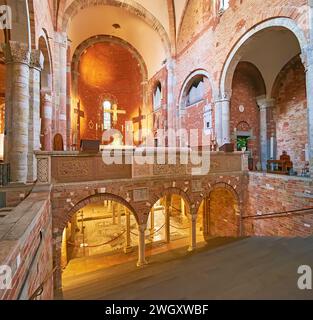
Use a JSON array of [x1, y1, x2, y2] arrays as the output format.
[[58, 0, 189, 77]]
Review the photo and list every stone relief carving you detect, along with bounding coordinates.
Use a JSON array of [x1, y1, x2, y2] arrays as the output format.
[[37, 158, 49, 184]]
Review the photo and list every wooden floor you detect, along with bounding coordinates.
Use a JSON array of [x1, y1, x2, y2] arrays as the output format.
[[61, 237, 313, 300]]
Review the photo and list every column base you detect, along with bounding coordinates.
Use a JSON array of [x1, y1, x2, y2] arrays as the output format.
[[124, 246, 133, 254], [187, 246, 196, 253], [137, 259, 148, 267]]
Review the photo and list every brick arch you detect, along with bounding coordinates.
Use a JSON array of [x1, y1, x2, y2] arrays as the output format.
[[178, 69, 218, 109], [208, 182, 240, 203], [148, 187, 192, 216], [60, 0, 171, 57], [57, 193, 139, 231], [203, 182, 241, 238], [220, 17, 308, 98]]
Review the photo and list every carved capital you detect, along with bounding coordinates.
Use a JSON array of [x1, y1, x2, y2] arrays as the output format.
[[216, 91, 232, 103], [1, 41, 30, 65], [138, 224, 147, 233], [256, 95, 275, 110], [30, 50, 44, 70]]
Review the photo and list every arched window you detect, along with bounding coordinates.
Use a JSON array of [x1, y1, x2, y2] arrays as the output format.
[[153, 82, 162, 110], [103, 100, 112, 130], [187, 76, 204, 106]]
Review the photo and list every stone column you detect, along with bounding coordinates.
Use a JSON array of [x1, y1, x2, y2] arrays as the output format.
[[54, 32, 68, 148], [66, 45, 72, 150], [150, 207, 155, 240], [221, 93, 231, 145], [203, 198, 209, 239], [112, 203, 117, 225], [257, 96, 275, 171], [40, 92, 53, 151], [214, 92, 231, 147], [181, 198, 186, 216], [137, 224, 147, 267], [117, 204, 122, 226], [301, 39, 313, 175], [28, 50, 44, 182], [124, 209, 133, 254], [2, 41, 31, 183], [214, 100, 223, 147], [167, 59, 176, 131], [188, 213, 197, 252], [165, 195, 171, 243]]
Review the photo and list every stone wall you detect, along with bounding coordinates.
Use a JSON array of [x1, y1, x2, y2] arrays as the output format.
[[0, 189, 53, 300]]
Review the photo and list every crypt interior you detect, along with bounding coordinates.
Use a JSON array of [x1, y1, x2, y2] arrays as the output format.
[[0, 0, 313, 300]]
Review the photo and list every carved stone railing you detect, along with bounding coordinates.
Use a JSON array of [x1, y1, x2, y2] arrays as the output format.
[[35, 150, 248, 185]]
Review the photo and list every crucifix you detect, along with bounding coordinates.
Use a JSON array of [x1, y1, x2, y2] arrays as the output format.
[[74, 100, 85, 145], [133, 108, 146, 143], [104, 104, 126, 127]]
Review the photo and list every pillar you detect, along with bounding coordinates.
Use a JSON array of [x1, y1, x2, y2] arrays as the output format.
[[112, 203, 117, 225], [54, 32, 68, 148], [257, 96, 275, 171], [66, 45, 72, 150], [167, 59, 176, 131], [150, 207, 155, 240], [124, 209, 133, 253], [188, 213, 197, 252], [117, 204, 122, 226], [301, 2, 313, 176], [221, 94, 231, 145], [28, 50, 44, 182], [214, 92, 231, 147], [181, 198, 185, 216], [214, 100, 223, 147], [137, 224, 147, 267], [40, 92, 53, 151], [203, 198, 209, 238], [2, 41, 31, 183], [165, 195, 171, 243]]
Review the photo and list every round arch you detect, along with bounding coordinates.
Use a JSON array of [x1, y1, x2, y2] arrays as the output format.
[[60, 0, 171, 58], [148, 187, 192, 218], [38, 32, 53, 91], [61, 193, 140, 231], [71, 35, 148, 84], [220, 17, 308, 97], [178, 69, 218, 109]]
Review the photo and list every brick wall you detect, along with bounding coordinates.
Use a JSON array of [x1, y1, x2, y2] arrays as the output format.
[[230, 62, 262, 164], [273, 56, 307, 172], [244, 172, 313, 237], [209, 188, 240, 237], [0, 190, 53, 300]]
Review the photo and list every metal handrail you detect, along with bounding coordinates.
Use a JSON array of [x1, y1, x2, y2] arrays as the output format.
[[29, 267, 57, 300], [242, 206, 313, 220]]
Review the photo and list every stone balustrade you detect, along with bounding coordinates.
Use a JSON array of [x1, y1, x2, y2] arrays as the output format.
[[35, 149, 248, 185]]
